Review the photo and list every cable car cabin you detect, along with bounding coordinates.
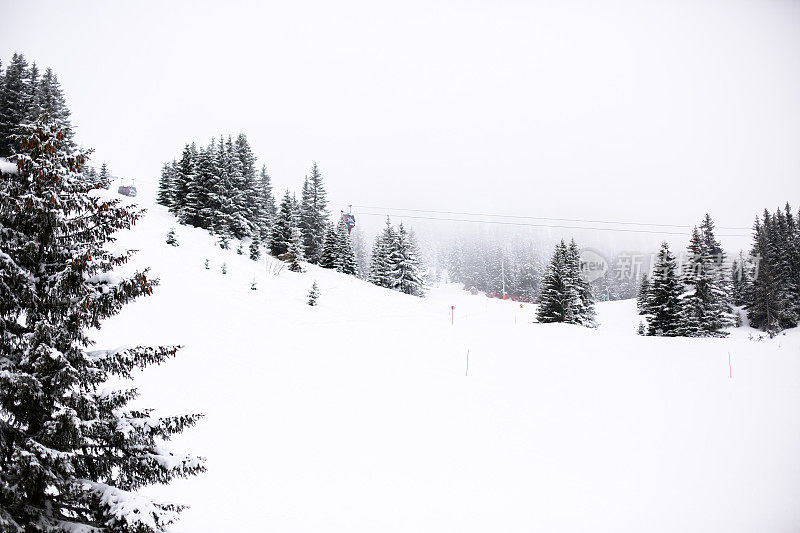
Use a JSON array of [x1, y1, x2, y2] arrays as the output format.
[[341, 213, 356, 234], [118, 185, 137, 197]]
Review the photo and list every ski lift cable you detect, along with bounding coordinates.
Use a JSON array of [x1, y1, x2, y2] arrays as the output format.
[[345, 204, 751, 231], [353, 211, 750, 238]]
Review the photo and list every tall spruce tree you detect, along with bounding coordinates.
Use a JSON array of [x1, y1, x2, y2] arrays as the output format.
[[537, 241, 571, 323], [334, 218, 358, 275], [270, 190, 295, 257], [0, 118, 204, 531], [637, 273, 650, 315], [646, 242, 684, 336], [0, 53, 32, 157], [369, 218, 396, 288], [299, 163, 328, 264], [394, 223, 425, 296]]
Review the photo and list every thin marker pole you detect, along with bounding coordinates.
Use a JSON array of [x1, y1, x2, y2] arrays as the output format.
[[729, 352, 732, 379]]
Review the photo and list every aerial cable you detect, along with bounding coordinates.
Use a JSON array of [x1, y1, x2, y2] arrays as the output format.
[[344, 204, 751, 232]]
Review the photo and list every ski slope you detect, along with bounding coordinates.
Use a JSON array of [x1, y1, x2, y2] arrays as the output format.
[[93, 191, 800, 533]]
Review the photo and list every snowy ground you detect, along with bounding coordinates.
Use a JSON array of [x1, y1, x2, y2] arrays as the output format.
[[94, 193, 800, 532]]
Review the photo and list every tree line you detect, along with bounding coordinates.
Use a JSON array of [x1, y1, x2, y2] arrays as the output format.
[[158, 144, 426, 295], [638, 208, 800, 337]]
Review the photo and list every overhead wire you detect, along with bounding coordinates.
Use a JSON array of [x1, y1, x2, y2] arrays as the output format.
[[342, 207, 750, 237], [344, 204, 751, 231]]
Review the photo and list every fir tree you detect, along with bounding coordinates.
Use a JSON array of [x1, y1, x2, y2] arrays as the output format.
[[288, 227, 305, 272], [319, 224, 339, 270], [646, 242, 684, 336], [0, 53, 32, 157], [249, 238, 262, 261], [33, 68, 72, 141], [157, 161, 175, 207], [536, 241, 572, 323], [568, 239, 596, 326], [368, 218, 397, 289], [307, 281, 320, 306], [334, 217, 358, 275], [299, 163, 328, 264], [270, 190, 295, 257], [394, 223, 425, 296], [166, 227, 178, 246], [256, 165, 276, 241], [637, 273, 650, 315], [0, 118, 204, 531]]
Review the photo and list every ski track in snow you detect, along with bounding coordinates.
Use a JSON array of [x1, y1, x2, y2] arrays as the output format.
[[92, 189, 800, 533]]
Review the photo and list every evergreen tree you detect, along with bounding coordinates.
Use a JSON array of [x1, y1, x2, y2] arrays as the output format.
[[0, 118, 204, 531], [157, 161, 175, 207], [287, 227, 305, 272], [369, 218, 398, 289], [0, 53, 32, 157], [567, 239, 596, 326], [33, 68, 72, 141], [249, 238, 262, 261], [166, 227, 178, 246], [307, 281, 320, 306], [646, 242, 684, 336], [334, 218, 358, 275], [637, 273, 650, 315], [319, 224, 338, 269], [393, 223, 425, 296], [536, 241, 572, 323], [255, 165, 276, 241], [299, 163, 328, 264], [171, 144, 197, 218], [269, 190, 295, 257]]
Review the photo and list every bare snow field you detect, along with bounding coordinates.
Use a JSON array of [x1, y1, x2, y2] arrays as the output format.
[[94, 193, 800, 532]]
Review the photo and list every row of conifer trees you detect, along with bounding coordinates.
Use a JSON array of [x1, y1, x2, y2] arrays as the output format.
[[158, 142, 427, 296], [638, 207, 800, 337]]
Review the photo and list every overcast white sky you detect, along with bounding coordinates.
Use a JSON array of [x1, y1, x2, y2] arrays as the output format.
[[3, 0, 799, 251]]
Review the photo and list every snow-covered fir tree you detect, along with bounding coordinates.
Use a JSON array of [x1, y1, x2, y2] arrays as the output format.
[[334, 217, 358, 275], [536, 240, 595, 326], [0, 117, 204, 531], [0, 53, 32, 157], [249, 238, 262, 261], [270, 190, 296, 257], [307, 281, 320, 306], [645, 242, 684, 336], [299, 163, 329, 264], [637, 273, 650, 315], [166, 227, 178, 246], [288, 227, 305, 272], [394, 223, 425, 296], [368, 217, 397, 289], [319, 224, 338, 269]]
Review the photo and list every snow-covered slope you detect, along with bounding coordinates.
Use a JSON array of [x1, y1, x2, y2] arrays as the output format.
[[94, 192, 800, 533]]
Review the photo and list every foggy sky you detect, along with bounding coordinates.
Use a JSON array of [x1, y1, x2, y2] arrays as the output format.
[[3, 0, 799, 252]]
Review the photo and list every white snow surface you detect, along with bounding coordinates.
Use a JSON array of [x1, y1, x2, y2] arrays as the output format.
[[93, 191, 800, 532]]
